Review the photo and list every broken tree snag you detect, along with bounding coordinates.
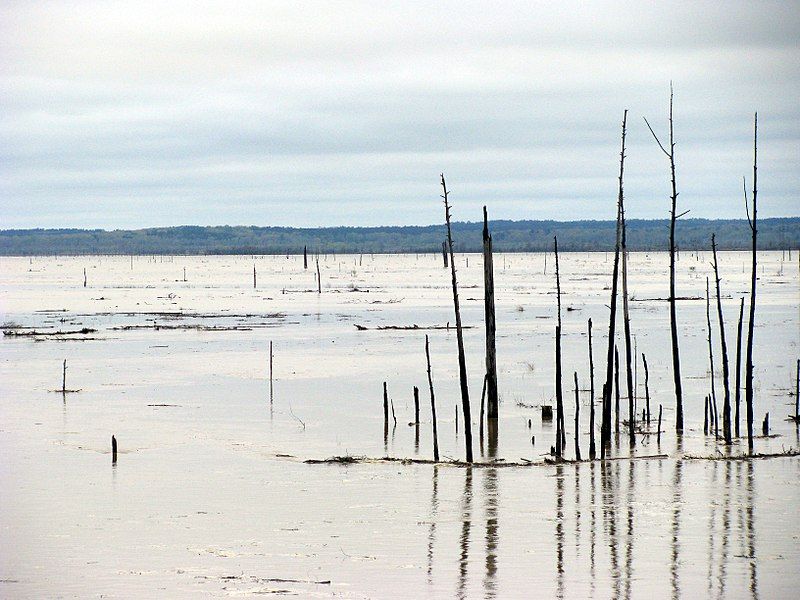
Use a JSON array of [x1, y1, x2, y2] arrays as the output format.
[[303, 245, 308, 269], [657, 404, 663, 445], [253, 264, 257, 289], [603, 110, 626, 449], [83, 267, 87, 288], [441, 173, 473, 463], [555, 325, 564, 459], [711, 235, 733, 444], [62, 359, 67, 392], [762, 413, 769, 436], [425, 335, 440, 462], [704, 396, 709, 435], [745, 113, 758, 454], [614, 345, 620, 434], [111, 435, 117, 464], [642, 353, 651, 425], [269, 341, 274, 402], [619, 156, 635, 446], [705, 277, 719, 438], [383, 381, 389, 429], [588, 319, 596, 460], [644, 85, 684, 432], [414, 386, 420, 424], [574, 371, 581, 461], [442, 241, 448, 268], [316, 257, 322, 294], [479, 373, 487, 447], [735, 297, 744, 437], [483, 206, 499, 423]]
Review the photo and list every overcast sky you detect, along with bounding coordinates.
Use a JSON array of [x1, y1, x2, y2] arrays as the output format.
[[1, 1, 798, 229]]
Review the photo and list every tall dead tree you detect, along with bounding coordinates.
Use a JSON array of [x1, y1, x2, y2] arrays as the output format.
[[705, 277, 718, 437], [735, 297, 744, 437], [602, 110, 627, 450], [619, 169, 635, 446], [744, 113, 758, 454], [588, 318, 596, 460], [645, 85, 685, 432], [441, 174, 473, 463], [711, 234, 732, 444], [574, 371, 581, 461], [483, 206, 498, 423], [554, 236, 566, 451]]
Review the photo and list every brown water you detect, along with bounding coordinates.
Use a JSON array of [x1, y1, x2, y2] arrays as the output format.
[[1, 251, 798, 598]]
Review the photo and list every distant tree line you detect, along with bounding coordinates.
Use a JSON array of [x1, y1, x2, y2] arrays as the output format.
[[0, 218, 797, 256]]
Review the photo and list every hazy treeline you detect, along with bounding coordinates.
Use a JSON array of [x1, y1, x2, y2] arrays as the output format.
[[1, 217, 797, 256]]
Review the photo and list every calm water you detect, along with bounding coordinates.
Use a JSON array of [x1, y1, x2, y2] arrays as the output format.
[[1, 251, 798, 598]]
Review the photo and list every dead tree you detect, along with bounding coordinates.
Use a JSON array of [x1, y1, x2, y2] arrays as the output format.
[[442, 241, 448, 268], [705, 277, 719, 437], [253, 265, 257, 289], [316, 258, 322, 293], [645, 85, 685, 432], [555, 325, 563, 459], [614, 345, 620, 434], [588, 318, 596, 460], [603, 110, 627, 449], [711, 234, 732, 443], [303, 245, 308, 269], [619, 170, 635, 446], [574, 371, 581, 461], [441, 174, 473, 463], [111, 435, 117, 464], [483, 206, 498, 423], [83, 268, 87, 287], [642, 353, 651, 425], [735, 297, 744, 437], [425, 335, 440, 462], [744, 113, 758, 454], [554, 235, 566, 450]]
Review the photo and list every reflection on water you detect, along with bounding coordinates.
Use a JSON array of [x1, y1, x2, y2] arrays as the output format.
[[457, 467, 473, 600]]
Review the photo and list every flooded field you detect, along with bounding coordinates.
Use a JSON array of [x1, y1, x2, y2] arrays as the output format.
[[1, 251, 798, 598]]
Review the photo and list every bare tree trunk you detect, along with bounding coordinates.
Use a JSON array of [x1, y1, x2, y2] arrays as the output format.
[[745, 114, 758, 455], [614, 345, 620, 435], [645, 85, 684, 432], [620, 183, 635, 447], [705, 277, 719, 437], [642, 353, 650, 425], [253, 265, 257, 289], [735, 297, 744, 437], [711, 234, 732, 444], [483, 206, 499, 422], [555, 325, 563, 459], [303, 245, 308, 269], [316, 257, 321, 293], [442, 241, 448, 268], [603, 110, 627, 450], [588, 318, 596, 460], [574, 371, 581, 461], [425, 335, 439, 462], [441, 174, 473, 463], [554, 236, 566, 451]]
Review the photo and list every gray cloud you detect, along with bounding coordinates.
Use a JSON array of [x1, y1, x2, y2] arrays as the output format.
[[1, 1, 798, 228]]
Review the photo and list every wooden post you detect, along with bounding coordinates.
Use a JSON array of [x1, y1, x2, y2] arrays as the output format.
[[711, 235, 732, 443], [111, 435, 117, 464], [745, 113, 758, 454], [555, 325, 563, 460], [574, 371, 581, 461], [383, 381, 389, 429], [425, 335, 439, 462], [644, 85, 684, 432], [183, 267, 186, 282], [414, 386, 420, 424], [304, 245, 308, 269], [762, 413, 769, 436], [735, 297, 744, 437], [642, 353, 651, 425], [83, 268, 87, 287], [441, 174, 473, 463], [62, 359, 67, 392], [483, 206, 499, 422], [588, 318, 596, 460], [253, 265, 257, 289], [603, 110, 627, 449], [704, 396, 709, 435]]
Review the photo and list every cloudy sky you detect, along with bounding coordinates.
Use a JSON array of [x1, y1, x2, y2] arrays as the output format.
[[1, 1, 798, 229]]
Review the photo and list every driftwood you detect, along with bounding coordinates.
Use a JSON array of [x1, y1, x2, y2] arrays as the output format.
[[5, 328, 96, 336], [354, 324, 474, 331], [306, 453, 669, 468]]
